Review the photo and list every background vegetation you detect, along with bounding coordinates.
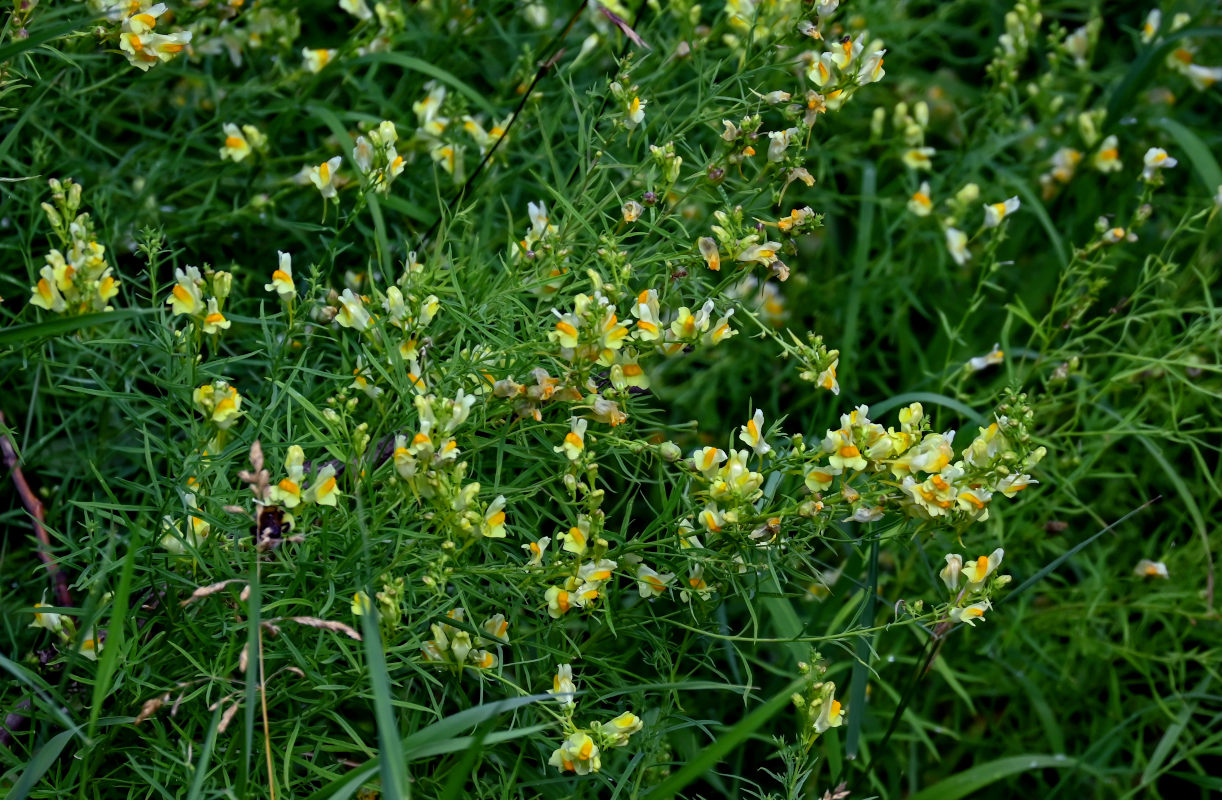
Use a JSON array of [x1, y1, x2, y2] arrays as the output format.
[[2, 0, 1220, 798]]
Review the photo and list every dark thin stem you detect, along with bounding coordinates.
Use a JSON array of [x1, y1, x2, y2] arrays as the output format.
[[0, 410, 73, 608], [411, 1, 591, 255]]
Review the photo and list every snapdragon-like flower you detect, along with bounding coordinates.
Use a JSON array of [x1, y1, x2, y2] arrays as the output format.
[[968, 343, 1004, 371], [738, 409, 772, 456], [265, 251, 296, 302], [302, 48, 336, 73], [698, 236, 721, 271], [334, 288, 371, 330], [949, 599, 991, 626], [945, 227, 970, 266], [201, 298, 230, 334], [559, 516, 591, 557], [903, 147, 935, 170], [556, 417, 587, 461], [983, 196, 1020, 228], [625, 95, 646, 129], [193, 381, 243, 430], [635, 564, 674, 597], [907, 181, 933, 216], [218, 123, 266, 162], [523, 536, 551, 567], [1134, 559, 1169, 578], [167, 266, 205, 317], [961, 548, 1004, 590], [302, 464, 340, 506], [119, 3, 192, 72], [269, 446, 306, 508], [308, 156, 343, 199], [549, 732, 600, 775], [1092, 135, 1122, 172], [692, 446, 728, 479], [1140, 147, 1177, 181]]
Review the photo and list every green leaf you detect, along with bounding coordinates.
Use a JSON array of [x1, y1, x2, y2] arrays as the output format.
[[1105, 27, 1222, 127], [905, 754, 1078, 800], [1154, 117, 1222, 192], [301, 695, 548, 800], [0, 309, 156, 347], [347, 53, 500, 117], [642, 676, 810, 799], [6, 727, 79, 799]]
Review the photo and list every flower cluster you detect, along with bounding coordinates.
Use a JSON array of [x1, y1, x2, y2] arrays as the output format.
[[939, 548, 1011, 626], [219, 123, 268, 163], [544, 663, 644, 775], [167, 266, 233, 335], [792, 676, 846, 748], [116, 2, 192, 72], [352, 120, 406, 195], [267, 445, 341, 510], [392, 390, 510, 548], [28, 597, 102, 661], [28, 179, 120, 315], [418, 607, 507, 672]]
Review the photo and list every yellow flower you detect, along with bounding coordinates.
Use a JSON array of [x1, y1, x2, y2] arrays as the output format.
[[812, 682, 845, 733], [351, 591, 372, 616], [201, 298, 230, 334], [302, 47, 336, 73], [481, 495, 507, 538], [804, 463, 841, 492], [968, 343, 1004, 371], [1134, 559, 1169, 578], [1092, 135, 1122, 172], [308, 156, 343, 199], [635, 565, 674, 598], [705, 309, 737, 345], [335, 288, 371, 330], [30, 602, 65, 634], [610, 356, 649, 391], [269, 446, 306, 508], [698, 236, 721, 271], [550, 310, 581, 349], [948, 599, 991, 626], [545, 585, 573, 618], [193, 381, 243, 430], [603, 711, 644, 746], [548, 732, 601, 775], [738, 409, 771, 456], [631, 289, 663, 341], [692, 446, 728, 479], [961, 548, 1004, 589], [555, 417, 587, 461], [167, 266, 205, 317], [983, 196, 1020, 228], [902, 147, 935, 170], [219, 123, 251, 162], [481, 613, 510, 643], [559, 517, 590, 557], [29, 265, 67, 312], [522, 536, 551, 567], [1141, 147, 1177, 181], [265, 251, 295, 302], [625, 95, 646, 129], [77, 629, 103, 661], [945, 227, 969, 266], [304, 464, 340, 506]]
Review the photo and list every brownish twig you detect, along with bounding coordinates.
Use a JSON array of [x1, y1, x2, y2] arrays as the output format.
[[0, 410, 72, 608]]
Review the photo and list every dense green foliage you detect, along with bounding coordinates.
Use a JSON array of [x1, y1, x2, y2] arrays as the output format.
[[2, 1, 1220, 798]]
